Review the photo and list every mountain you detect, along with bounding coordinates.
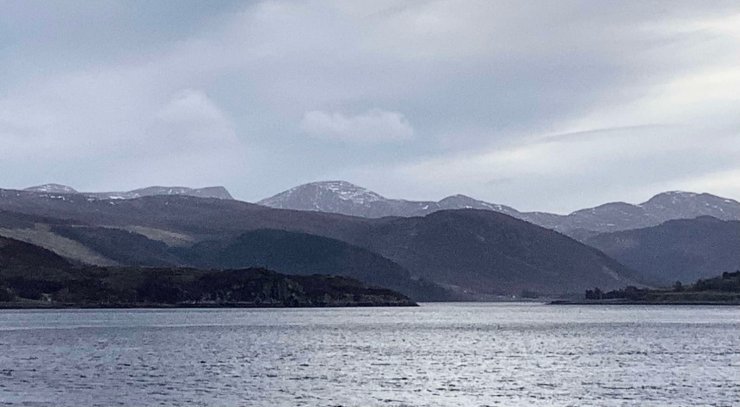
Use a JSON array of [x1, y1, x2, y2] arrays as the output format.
[[0, 235, 72, 270], [584, 216, 740, 285], [258, 181, 740, 237], [23, 184, 233, 200], [87, 186, 233, 200], [548, 191, 740, 234], [23, 181, 740, 237], [258, 181, 385, 213], [258, 181, 519, 218], [0, 189, 641, 296], [641, 191, 740, 221], [0, 202, 449, 300], [176, 229, 450, 301], [24, 184, 79, 194], [346, 209, 641, 295]]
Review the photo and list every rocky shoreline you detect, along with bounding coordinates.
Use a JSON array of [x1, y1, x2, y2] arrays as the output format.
[[0, 265, 417, 309]]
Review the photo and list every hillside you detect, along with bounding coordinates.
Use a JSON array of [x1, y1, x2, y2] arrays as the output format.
[[0, 235, 72, 270], [585, 217, 740, 285], [44, 225, 450, 301], [176, 229, 450, 301], [0, 236, 414, 307], [348, 210, 641, 295]]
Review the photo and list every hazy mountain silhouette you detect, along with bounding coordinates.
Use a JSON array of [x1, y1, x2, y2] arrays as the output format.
[[585, 216, 740, 285]]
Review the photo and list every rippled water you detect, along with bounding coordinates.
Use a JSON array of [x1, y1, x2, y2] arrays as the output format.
[[0, 303, 738, 406]]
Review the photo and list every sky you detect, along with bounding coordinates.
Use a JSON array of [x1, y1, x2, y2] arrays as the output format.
[[1, 0, 740, 213]]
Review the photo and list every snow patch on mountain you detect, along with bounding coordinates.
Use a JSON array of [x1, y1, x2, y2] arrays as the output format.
[[24, 184, 78, 194], [308, 181, 384, 204], [21, 185, 233, 201], [86, 186, 233, 200]]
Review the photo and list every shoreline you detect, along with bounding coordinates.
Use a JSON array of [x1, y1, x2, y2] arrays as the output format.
[[0, 301, 418, 310], [550, 300, 740, 306]]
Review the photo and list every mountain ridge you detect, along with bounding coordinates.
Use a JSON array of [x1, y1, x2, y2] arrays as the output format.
[[258, 181, 740, 236], [258, 181, 520, 219], [24, 184, 233, 200]]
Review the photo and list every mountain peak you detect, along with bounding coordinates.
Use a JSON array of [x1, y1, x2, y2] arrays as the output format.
[[258, 180, 519, 218], [302, 180, 385, 202], [440, 194, 474, 201], [191, 186, 233, 200], [642, 190, 738, 208], [629, 190, 740, 224], [259, 180, 386, 211], [643, 190, 699, 203], [125, 186, 233, 200], [307, 180, 362, 188], [437, 194, 516, 214], [24, 184, 78, 194]]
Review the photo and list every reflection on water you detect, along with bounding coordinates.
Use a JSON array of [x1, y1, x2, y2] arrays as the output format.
[[0, 303, 738, 406]]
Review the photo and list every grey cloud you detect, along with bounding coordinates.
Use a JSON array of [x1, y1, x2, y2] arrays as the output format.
[[300, 109, 413, 143], [1, 1, 739, 211]]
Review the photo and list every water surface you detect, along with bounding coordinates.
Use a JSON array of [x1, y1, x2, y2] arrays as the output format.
[[0, 303, 738, 406]]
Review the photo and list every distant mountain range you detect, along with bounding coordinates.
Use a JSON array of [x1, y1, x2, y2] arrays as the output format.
[[0, 188, 641, 297], [22, 181, 740, 239], [24, 184, 233, 200], [259, 181, 740, 237], [7, 181, 739, 298]]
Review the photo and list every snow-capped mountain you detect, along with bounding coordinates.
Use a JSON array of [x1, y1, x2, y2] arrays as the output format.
[[22, 181, 740, 236], [258, 181, 740, 237], [434, 194, 518, 215], [641, 191, 740, 221], [259, 181, 382, 209], [24, 184, 79, 194], [258, 181, 520, 218], [87, 186, 233, 200], [21, 184, 233, 200], [542, 191, 740, 235], [258, 181, 409, 217]]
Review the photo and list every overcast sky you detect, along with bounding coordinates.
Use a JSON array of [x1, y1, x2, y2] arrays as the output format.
[[2, 1, 739, 213]]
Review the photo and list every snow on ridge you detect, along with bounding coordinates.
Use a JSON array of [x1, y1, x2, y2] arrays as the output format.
[[24, 184, 78, 194], [309, 181, 385, 204]]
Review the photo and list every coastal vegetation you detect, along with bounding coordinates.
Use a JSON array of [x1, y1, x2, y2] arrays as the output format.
[[0, 266, 416, 308], [582, 271, 740, 304]]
